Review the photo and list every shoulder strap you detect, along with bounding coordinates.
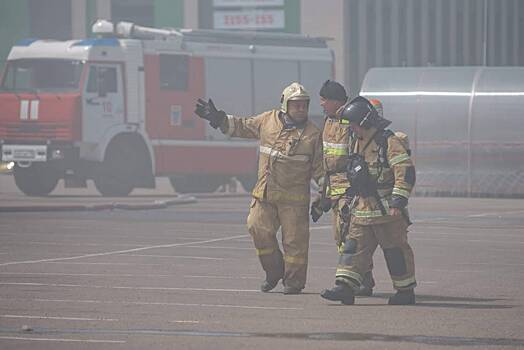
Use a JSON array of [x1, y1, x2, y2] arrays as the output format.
[[374, 129, 394, 167]]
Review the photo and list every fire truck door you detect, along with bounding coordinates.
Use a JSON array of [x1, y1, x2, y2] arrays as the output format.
[[82, 64, 125, 144]]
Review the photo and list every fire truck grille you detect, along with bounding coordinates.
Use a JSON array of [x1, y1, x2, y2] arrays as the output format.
[[0, 123, 73, 141]]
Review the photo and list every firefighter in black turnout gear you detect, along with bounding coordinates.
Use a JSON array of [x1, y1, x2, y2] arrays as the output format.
[[320, 96, 417, 305]]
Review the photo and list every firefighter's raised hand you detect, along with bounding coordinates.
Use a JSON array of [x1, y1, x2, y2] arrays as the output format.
[[194, 98, 227, 129]]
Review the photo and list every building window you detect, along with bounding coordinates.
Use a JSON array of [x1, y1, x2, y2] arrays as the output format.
[[159, 55, 189, 91]]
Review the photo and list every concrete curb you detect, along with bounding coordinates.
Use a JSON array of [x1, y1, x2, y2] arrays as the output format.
[[0, 195, 198, 213]]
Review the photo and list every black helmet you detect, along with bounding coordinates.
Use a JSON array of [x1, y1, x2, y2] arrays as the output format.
[[341, 96, 391, 129], [319, 80, 347, 102]]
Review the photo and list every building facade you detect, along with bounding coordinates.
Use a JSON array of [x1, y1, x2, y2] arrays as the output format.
[[1, 0, 523, 97]]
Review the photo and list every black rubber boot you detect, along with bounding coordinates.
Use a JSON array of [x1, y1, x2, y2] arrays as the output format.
[[283, 286, 302, 295], [260, 279, 280, 292], [355, 271, 375, 297], [388, 289, 415, 305], [320, 282, 355, 305]]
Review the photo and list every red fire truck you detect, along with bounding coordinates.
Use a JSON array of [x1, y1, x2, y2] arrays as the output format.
[[0, 20, 333, 196]]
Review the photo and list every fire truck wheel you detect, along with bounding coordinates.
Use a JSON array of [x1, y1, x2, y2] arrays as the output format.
[[13, 162, 60, 196], [94, 142, 136, 197], [168, 174, 226, 193]]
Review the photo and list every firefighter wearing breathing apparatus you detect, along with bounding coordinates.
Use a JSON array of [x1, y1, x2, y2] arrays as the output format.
[[310, 80, 376, 296], [194, 82, 323, 295], [320, 96, 417, 305]]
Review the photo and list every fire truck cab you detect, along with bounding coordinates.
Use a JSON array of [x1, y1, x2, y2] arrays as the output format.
[[0, 20, 333, 196]]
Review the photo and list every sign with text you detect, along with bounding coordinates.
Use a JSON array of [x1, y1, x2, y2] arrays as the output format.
[[213, 0, 284, 8], [214, 9, 285, 30]]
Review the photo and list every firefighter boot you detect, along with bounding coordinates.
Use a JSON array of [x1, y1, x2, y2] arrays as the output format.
[[283, 286, 302, 295], [320, 281, 355, 305], [261, 279, 279, 292], [355, 271, 375, 297], [259, 250, 285, 292], [388, 289, 415, 305]]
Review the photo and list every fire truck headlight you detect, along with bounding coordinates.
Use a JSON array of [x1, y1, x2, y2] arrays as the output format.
[[51, 149, 64, 160], [6, 162, 14, 170]]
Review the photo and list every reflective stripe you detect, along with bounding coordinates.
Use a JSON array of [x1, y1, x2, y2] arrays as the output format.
[[323, 142, 349, 156], [335, 268, 363, 284], [393, 276, 417, 289], [389, 153, 410, 166], [255, 247, 276, 256], [337, 243, 344, 255], [323, 142, 348, 150], [340, 119, 350, 124], [352, 199, 391, 218], [329, 187, 347, 196], [284, 255, 306, 265], [392, 188, 410, 198], [324, 148, 348, 156], [225, 115, 235, 136], [259, 146, 309, 162]]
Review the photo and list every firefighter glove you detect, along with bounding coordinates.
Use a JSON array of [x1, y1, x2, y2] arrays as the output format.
[[195, 98, 227, 129], [310, 198, 324, 222]]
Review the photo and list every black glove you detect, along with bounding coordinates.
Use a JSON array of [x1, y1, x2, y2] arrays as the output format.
[[310, 199, 324, 223], [389, 195, 408, 209], [194, 98, 227, 129]]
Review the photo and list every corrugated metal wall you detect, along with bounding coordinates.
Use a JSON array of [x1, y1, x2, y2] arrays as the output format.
[[344, 0, 524, 96]]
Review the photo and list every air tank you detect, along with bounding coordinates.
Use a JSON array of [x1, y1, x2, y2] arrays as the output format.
[[360, 66, 524, 197]]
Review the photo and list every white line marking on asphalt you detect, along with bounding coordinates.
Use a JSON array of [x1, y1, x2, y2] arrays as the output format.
[[120, 254, 226, 260], [170, 320, 200, 324], [0, 234, 248, 267], [0, 282, 260, 293], [0, 336, 125, 343], [184, 275, 259, 280], [43, 262, 165, 266], [457, 262, 524, 266], [0, 298, 303, 311], [468, 209, 524, 217], [0, 272, 174, 277], [413, 238, 524, 244], [182, 245, 252, 250], [0, 314, 118, 321], [9, 241, 143, 247]]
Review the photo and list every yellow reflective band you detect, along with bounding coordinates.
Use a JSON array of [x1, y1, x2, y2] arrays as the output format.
[[329, 187, 347, 196], [337, 243, 344, 255], [284, 255, 306, 265], [389, 153, 411, 166], [323, 142, 349, 156], [340, 119, 350, 124], [352, 199, 390, 218], [255, 247, 276, 256], [392, 188, 410, 198], [393, 276, 417, 289], [324, 148, 348, 156]]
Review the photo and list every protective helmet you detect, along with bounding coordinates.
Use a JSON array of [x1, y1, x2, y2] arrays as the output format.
[[369, 98, 383, 118], [280, 82, 310, 114], [341, 96, 391, 129]]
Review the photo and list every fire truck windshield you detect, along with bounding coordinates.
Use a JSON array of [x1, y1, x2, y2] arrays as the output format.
[[0, 59, 84, 93]]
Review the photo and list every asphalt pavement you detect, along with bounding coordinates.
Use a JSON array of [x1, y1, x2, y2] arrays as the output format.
[[0, 174, 523, 349]]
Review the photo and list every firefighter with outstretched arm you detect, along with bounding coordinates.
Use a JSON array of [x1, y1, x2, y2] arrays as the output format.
[[194, 82, 323, 294]]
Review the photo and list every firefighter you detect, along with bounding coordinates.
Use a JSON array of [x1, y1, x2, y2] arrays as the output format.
[[310, 80, 376, 296], [194, 82, 323, 294], [320, 96, 417, 305]]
